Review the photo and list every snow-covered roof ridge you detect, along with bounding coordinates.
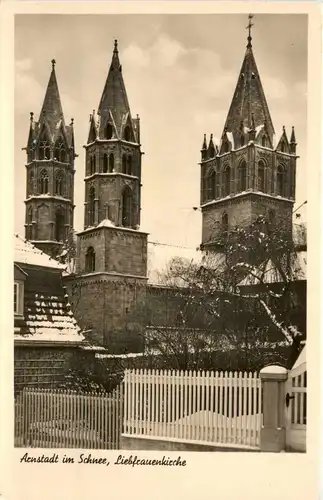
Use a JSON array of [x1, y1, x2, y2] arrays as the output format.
[[14, 234, 65, 270]]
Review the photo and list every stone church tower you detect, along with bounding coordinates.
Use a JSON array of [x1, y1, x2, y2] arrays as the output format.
[[72, 41, 148, 352], [24, 60, 76, 258], [200, 22, 297, 250]]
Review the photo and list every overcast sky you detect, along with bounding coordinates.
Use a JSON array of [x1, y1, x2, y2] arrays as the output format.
[[14, 14, 307, 248]]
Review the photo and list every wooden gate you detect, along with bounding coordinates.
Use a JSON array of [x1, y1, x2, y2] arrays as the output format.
[[285, 346, 306, 452]]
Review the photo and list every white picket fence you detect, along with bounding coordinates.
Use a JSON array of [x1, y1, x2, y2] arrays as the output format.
[[123, 369, 262, 448], [15, 386, 123, 449]]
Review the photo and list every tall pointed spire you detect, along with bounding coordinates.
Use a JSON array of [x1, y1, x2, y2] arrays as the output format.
[[97, 40, 132, 137], [222, 14, 275, 146], [39, 59, 64, 135]]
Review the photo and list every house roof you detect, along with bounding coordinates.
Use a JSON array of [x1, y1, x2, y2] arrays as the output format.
[[14, 265, 84, 344], [14, 234, 65, 269]]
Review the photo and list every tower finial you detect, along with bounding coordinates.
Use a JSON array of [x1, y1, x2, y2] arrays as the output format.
[[246, 14, 254, 48], [30, 112, 34, 122], [51, 59, 56, 69], [114, 39, 118, 53]]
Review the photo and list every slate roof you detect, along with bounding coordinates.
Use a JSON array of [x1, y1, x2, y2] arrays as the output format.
[[222, 37, 274, 141], [14, 236, 84, 344]]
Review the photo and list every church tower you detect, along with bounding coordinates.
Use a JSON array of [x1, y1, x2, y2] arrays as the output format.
[[73, 41, 148, 352], [24, 60, 76, 258], [200, 16, 297, 250]]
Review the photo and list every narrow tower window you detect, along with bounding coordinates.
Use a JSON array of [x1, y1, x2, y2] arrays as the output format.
[[122, 186, 133, 228], [262, 136, 267, 147], [39, 141, 51, 161], [124, 126, 131, 141], [280, 142, 285, 153], [39, 170, 49, 194], [238, 161, 247, 191], [207, 169, 216, 200], [85, 247, 96, 272], [55, 171, 64, 196], [223, 166, 231, 196], [122, 155, 127, 174], [88, 187, 95, 226], [28, 170, 34, 196], [55, 209, 65, 241], [258, 160, 266, 192], [109, 153, 114, 172], [26, 207, 33, 240], [127, 156, 132, 175], [277, 165, 285, 197], [103, 154, 108, 173], [105, 123, 113, 140], [240, 135, 245, 148]]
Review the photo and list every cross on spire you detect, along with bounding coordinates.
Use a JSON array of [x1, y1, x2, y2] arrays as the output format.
[[246, 14, 254, 48]]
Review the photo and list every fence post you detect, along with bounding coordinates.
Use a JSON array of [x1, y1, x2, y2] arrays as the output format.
[[260, 365, 288, 452]]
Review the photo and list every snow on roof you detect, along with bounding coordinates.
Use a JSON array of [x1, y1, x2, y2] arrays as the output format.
[[147, 241, 202, 285], [14, 234, 65, 269], [97, 218, 116, 228]]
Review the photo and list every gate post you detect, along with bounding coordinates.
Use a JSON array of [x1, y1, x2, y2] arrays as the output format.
[[260, 365, 288, 452]]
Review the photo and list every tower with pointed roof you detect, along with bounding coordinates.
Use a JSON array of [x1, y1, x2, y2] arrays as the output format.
[[200, 16, 297, 250], [72, 41, 148, 351], [24, 60, 76, 258]]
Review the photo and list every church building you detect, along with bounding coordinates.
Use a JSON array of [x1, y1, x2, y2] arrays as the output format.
[[21, 20, 305, 356], [200, 21, 297, 250]]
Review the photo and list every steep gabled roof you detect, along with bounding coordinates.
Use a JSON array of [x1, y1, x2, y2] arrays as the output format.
[[222, 36, 274, 142], [39, 60, 64, 137], [97, 40, 133, 138]]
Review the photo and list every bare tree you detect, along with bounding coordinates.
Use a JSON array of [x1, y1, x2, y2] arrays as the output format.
[[129, 213, 306, 371]]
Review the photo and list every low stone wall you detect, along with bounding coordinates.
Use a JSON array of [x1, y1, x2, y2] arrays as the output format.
[[120, 434, 259, 452]]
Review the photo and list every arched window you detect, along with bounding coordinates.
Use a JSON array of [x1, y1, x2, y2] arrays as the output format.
[[222, 212, 229, 236], [103, 154, 108, 173], [105, 123, 113, 140], [122, 155, 127, 174], [215, 172, 220, 198], [109, 153, 114, 173], [122, 186, 132, 228], [240, 135, 245, 148], [127, 156, 132, 175], [90, 156, 96, 175], [39, 170, 49, 194], [124, 126, 131, 141], [280, 142, 285, 153], [223, 141, 229, 154], [238, 161, 247, 191], [277, 165, 285, 196], [39, 140, 51, 160], [88, 187, 95, 226], [262, 136, 267, 147], [55, 209, 64, 241], [206, 169, 215, 200], [26, 207, 33, 240], [28, 170, 34, 196], [55, 171, 63, 196], [209, 146, 215, 159], [223, 166, 231, 196], [258, 160, 265, 192], [85, 247, 95, 272]]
